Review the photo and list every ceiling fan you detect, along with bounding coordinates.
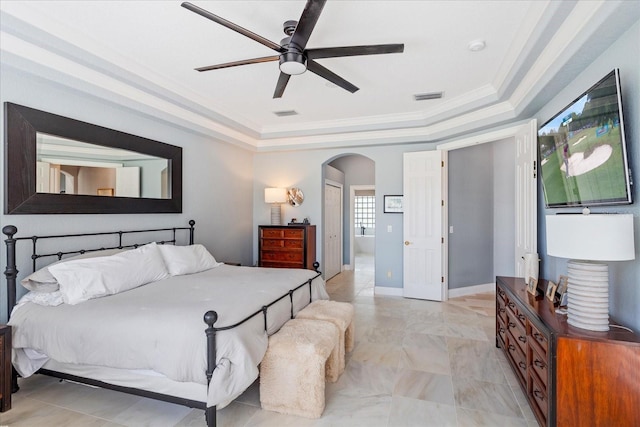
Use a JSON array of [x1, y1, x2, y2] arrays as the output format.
[[181, 0, 404, 98]]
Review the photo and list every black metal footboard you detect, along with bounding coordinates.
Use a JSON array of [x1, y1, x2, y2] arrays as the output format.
[[3, 221, 323, 427]]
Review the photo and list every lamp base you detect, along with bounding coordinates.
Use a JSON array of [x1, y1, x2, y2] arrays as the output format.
[[566, 260, 609, 332], [270, 204, 282, 225]]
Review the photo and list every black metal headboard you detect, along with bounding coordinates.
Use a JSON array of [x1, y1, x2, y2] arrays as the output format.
[[3, 220, 195, 319]]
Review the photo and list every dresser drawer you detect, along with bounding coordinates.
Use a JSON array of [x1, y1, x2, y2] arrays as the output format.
[[261, 228, 304, 239], [497, 286, 507, 303], [506, 332, 527, 387], [528, 321, 549, 355], [528, 342, 549, 390], [497, 297, 507, 323], [260, 251, 303, 263], [507, 314, 527, 355], [261, 238, 304, 249], [528, 372, 549, 425], [497, 316, 507, 346]]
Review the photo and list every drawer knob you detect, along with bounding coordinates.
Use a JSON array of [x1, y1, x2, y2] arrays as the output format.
[[534, 359, 545, 368], [533, 389, 545, 400], [508, 344, 516, 351], [508, 322, 516, 329], [518, 314, 526, 322], [518, 336, 527, 343], [518, 361, 526, 370]]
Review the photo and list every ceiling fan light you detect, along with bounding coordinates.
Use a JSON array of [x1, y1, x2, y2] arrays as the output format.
[[279, 52, 307, 75]]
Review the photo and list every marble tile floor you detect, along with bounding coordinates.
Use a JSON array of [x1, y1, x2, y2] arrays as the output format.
[[1, 263, 538, 427]]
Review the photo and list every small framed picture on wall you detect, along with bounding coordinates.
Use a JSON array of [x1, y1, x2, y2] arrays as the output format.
[[383, 195, 403, 213]]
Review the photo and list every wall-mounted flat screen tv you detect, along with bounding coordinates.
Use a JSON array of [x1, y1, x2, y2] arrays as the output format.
[[537, 69, 632, 208]]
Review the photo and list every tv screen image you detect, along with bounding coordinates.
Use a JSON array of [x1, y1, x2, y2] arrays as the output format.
[[537, 69, 632, 208]]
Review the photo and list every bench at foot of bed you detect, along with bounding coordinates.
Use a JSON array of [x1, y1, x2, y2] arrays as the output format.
[[259, 318, 339, 418]]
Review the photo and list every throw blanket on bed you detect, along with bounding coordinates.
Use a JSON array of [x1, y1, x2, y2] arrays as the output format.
[[10, 265, 328, 407]]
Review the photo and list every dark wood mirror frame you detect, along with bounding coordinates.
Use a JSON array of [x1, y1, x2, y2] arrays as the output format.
[[4, 102, 182, 214]]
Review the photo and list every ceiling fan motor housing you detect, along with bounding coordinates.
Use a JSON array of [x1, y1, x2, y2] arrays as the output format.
[[279, 51, 307, 75]]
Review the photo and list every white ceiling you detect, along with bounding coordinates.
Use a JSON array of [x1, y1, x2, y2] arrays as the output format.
[[1, 1, 639, 151]]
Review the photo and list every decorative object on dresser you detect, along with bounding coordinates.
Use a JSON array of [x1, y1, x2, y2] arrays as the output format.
[[496, 276, 640, 427], [287, 188, 304, 206], [545, 213, 635, 331], [264, 188, 288, 225], [0, 324, 11, 412], [259, 225, 316, 270]]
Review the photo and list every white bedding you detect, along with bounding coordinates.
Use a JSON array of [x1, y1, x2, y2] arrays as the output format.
[[9, 265, 328, 407]]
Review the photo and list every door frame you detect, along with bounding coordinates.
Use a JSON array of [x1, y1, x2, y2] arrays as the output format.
[[436, 119, 538, 298], [349, 184, 375, 270]]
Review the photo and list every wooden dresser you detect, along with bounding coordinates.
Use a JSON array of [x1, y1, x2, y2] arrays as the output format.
[[258, 225, 316, 270], [496, 276, 640, 427], [0, 324, 11, 412]]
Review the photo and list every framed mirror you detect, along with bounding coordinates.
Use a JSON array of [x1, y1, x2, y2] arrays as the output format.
[[4, 103, 182, 214]]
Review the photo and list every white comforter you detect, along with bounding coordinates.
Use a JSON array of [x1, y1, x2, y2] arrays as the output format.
[[9, 265, 328, 407]]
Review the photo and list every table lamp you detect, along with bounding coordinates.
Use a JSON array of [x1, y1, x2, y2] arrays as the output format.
[[264, 188, 288, 225], [545, 214, 635, 331]]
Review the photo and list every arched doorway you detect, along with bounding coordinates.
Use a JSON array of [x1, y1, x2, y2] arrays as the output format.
[[322, 154, 375, 292]]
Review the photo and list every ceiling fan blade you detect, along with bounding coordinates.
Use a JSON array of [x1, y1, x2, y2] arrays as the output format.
[[273, 72, 292, 98], [181, 2, 283, 52], [289, 0, 326, 50], [195, 56, 280, 72], [306, 44, 404, 60], [307, 59, 359, 93]]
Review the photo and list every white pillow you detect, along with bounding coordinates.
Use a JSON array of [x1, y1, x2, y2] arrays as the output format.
[[20, 248, 129, 293], [49, 243, 169, 305], [157, 244, 221, 276]]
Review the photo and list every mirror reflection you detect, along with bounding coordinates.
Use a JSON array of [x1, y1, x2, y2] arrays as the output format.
[[36, 133, 170, 199]]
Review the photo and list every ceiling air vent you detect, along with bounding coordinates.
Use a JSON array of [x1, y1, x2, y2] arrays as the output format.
[[273, 110, 298, 117], [413, 92, 444, 101]]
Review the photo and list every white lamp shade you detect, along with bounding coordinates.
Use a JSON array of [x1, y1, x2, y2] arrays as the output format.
[[546, 214, 635, 261], [264, 188, 288, 204]]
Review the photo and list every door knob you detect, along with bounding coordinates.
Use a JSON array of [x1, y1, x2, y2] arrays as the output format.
[[404, 241, 411, 246]]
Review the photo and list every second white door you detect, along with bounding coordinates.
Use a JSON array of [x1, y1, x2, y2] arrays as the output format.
[[403, 151, 445, 301]]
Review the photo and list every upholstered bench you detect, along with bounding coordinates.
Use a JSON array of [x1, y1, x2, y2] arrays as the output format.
[[259, 318, 340, 418], [296, 300, 355, 376]]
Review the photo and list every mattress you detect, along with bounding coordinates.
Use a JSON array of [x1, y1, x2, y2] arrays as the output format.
[[10, 264, 328, 407]]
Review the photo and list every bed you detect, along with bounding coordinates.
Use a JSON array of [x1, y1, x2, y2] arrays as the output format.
[[2, 220, 328, 427]]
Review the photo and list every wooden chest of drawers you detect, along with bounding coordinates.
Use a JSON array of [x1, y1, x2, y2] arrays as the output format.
[[259, 225, 316, 270], [0, 324, 11, 412], [496, 276, 640, 427]]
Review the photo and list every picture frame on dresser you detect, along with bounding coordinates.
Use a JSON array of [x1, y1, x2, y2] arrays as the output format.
[[556, 275, 568, 295], [546, 281, 557, 302], [527, 277, 538, 295]]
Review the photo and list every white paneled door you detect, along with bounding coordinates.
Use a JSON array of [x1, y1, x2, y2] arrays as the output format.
[[403, 151, 445, 301], [324, 181, 343, 280]]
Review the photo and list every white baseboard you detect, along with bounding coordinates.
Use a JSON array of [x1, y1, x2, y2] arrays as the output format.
[[448, 283, 495, 298], [374, 286, 404, 297], [343, 264, 352, 271]]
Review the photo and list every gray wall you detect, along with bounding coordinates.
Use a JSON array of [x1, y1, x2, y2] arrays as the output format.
[[0, 65, 255, 322], [328, 155, 375, 265], [493, 139, 516, 277], [448, 144, 495, 288], [535, 21, 640, 331]]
